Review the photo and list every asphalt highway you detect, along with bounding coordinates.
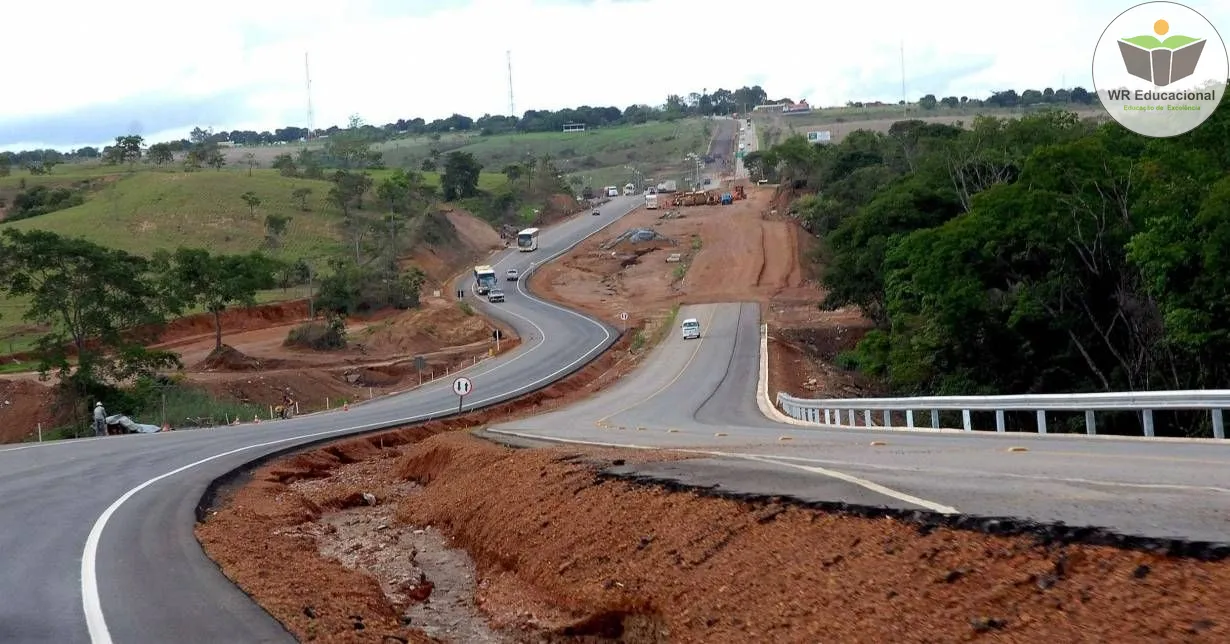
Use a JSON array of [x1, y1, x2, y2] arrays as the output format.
[[487, 302, 1230, 543], [0, 195, 644, 644]]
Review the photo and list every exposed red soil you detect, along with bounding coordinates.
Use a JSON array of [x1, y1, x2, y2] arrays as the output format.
[[201, 425, 1230, 643], [197, 324, 674, 641], [530, 181, 875, 397], [0, 379, 59, 443], [195, 181, 1230, 643], [0, 208, 527, 441]]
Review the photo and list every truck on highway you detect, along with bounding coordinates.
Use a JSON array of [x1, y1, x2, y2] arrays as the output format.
[[473, 265, 497, 295], [623, 183, 635, 196], [645, 193, 658, 210], [656, 180, 678, 193], [604, 186, 619, 197]]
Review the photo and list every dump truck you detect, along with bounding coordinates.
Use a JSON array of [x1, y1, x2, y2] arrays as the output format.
[[473, 265, 497, 295]]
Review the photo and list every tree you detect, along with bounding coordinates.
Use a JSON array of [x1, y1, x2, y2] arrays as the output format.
[[420, 158, 436, 172], [441, 151, 482, 200], [147, 143, 174, 165], [292, 186, 313, 211], [0, 229, 180, 426], [158, 249, 281, 351], [243, 151, 259, 176], [272, 153, 298, 177], [240, 191, 261, 218], [264, 214, 291, 249]]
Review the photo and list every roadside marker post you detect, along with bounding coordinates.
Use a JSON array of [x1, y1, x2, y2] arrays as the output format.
[[414, 355, 426, 386], [493, 328, 502, 352], [619, 311, 629, 333], [452, 376, 473, 414]]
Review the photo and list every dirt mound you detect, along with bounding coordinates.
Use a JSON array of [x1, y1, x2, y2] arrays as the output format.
[[200, 345, 269, 372], [408, 207, 503, 287], [197, 327, 651, 642], [0, 380, 60, 443], [359, 300, 498, 356]]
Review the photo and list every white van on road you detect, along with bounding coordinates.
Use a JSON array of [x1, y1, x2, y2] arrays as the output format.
[[681, 318, 701, 340]]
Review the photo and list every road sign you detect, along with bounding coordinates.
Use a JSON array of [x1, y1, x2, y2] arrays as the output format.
[[413, 356, 426, 371], [452, 377, 473, 397], [619, 311, 629, 321]]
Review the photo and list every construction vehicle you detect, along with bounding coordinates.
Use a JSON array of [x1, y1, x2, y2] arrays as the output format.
[[720, 193, 733, 205], [645, 193, 659, 209], [473, 265, 497, 295], [734, 185, 746, 200]]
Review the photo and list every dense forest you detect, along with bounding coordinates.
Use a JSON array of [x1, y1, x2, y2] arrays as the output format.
[[748, 107, 1230, 407]]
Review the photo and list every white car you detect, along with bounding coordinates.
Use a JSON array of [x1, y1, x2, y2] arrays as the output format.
[[506, 269, 519, 281], [681, 318, 700, 340], [487, 289, 505, 303]]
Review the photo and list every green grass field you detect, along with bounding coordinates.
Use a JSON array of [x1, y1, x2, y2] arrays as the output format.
[[0, 165, 511, 355], [750, 102, 1109, 147], [375, 119, 713, 187]]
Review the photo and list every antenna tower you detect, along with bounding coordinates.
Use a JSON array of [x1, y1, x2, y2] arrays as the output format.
[[304, 52, 316, 143], [900, 40, 907, 117], [506, 50, 516, 117]]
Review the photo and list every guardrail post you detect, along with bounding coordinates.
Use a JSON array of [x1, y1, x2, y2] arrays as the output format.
[[931, 409, 939, 429], [810, 408, 819, 423], [1214, 409, 1225, 440], [906, 410, 915, 429], [864, 410, 872, 427], [1036, 410, 1047, 434], [847, 409, 856, 426], [1085, 410, 1097, 435], [1142, 409, 1155, 437], [961, 409, 972, 431], [824, 409, 832, 425], [995, 410, 1005, 432], [883, 410, 891, 429]]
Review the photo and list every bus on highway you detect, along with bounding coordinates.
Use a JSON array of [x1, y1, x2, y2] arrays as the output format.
[[473, 265, 497, 294], [517, 228, 540, 252]]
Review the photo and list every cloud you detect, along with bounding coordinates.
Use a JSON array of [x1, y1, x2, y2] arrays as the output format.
[[3, 0, 1227, 151], [0, 91, 257, 149]]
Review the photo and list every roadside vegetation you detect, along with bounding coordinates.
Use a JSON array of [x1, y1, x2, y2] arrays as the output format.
[[752, 93, 1230, 413]]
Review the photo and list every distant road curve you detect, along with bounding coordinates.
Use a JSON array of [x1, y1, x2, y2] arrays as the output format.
[[488, 302, 1230, 544], [0, 196, 643, 644]]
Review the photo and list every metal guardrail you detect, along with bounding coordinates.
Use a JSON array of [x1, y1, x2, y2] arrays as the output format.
[[774, 390, 1230, 439]]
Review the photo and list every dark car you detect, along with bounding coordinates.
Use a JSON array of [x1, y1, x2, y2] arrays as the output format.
[[592, 209, 601, 216]]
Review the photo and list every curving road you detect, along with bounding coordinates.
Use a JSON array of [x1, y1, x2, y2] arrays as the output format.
[[0, 196, 644, 644], [486, 302, 1230, 543]]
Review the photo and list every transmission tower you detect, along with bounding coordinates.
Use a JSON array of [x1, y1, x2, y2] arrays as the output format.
[[506, 50, 516, 117], [304, 52, 316, 143]]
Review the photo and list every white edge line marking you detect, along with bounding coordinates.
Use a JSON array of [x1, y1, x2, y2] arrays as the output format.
[[755, 453, 1230, 494], [82, 199, 639, 643], [482, 428, 958, 515]]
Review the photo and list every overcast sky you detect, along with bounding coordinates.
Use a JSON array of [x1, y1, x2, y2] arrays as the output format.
[[3, 0, 1227, 151]]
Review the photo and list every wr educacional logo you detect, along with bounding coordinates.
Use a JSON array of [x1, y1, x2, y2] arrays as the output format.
[[1092, 1, 1228, 138]]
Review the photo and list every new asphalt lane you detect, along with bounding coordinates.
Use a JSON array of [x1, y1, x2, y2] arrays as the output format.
[[0, 195, 643, 644], [486, 302, 1230, 544]]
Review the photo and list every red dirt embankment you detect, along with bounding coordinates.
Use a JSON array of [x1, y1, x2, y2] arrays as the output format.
[[0, 207, 519, 441], [201, 415, 1230, 642]]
